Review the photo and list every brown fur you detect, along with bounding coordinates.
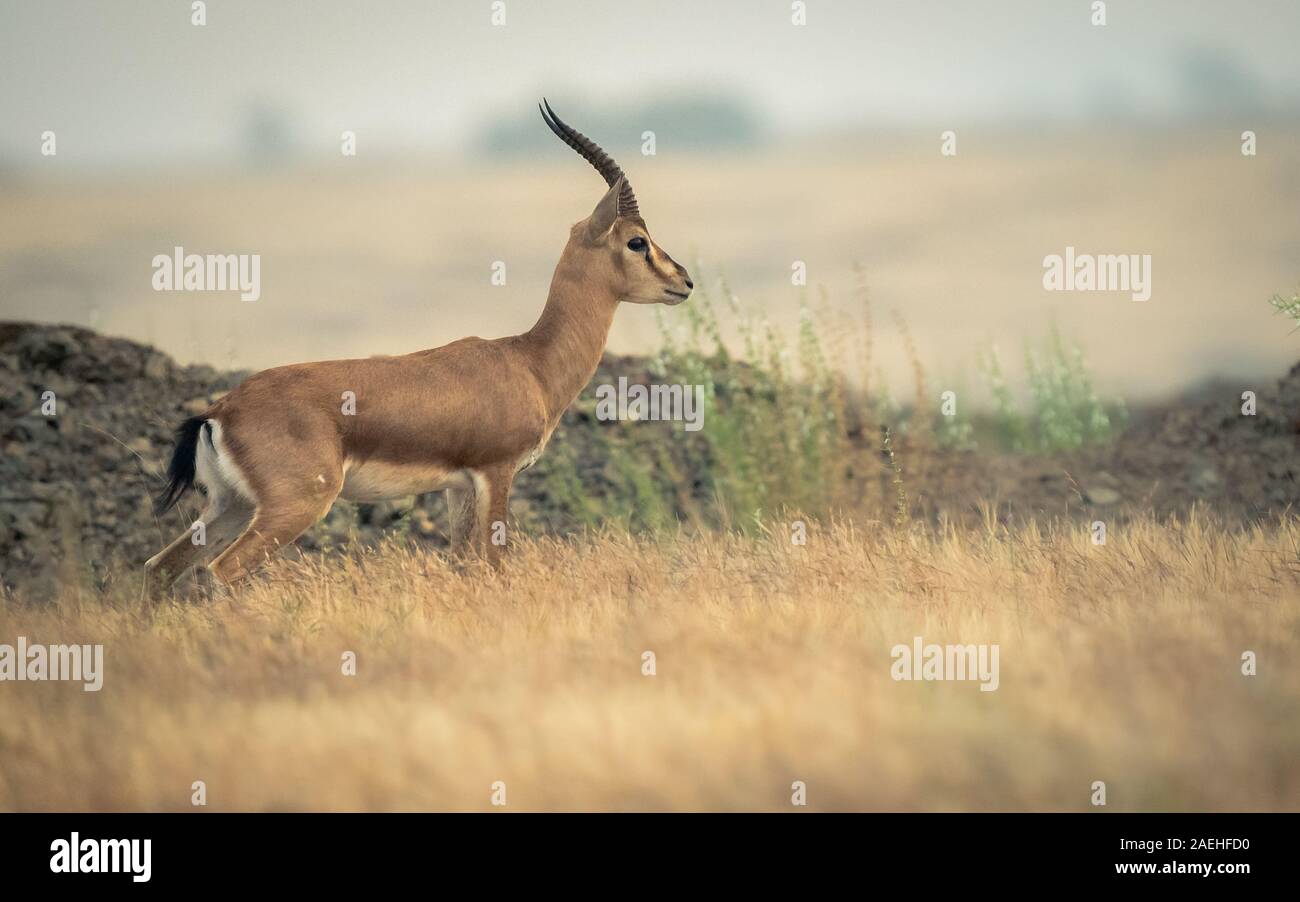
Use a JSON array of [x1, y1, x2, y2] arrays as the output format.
[[145, 175, 691, 591]]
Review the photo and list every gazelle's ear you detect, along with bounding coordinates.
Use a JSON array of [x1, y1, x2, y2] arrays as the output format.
[[584, 178, 622, 243]]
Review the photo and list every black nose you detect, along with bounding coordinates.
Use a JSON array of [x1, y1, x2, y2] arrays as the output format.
[[684, 279, 694, 289]]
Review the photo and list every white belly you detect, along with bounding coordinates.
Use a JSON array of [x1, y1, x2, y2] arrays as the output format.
[[339, 458, 470, 502]]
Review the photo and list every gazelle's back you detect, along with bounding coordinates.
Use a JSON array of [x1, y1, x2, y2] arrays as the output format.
[[211, 338, 548, 474]]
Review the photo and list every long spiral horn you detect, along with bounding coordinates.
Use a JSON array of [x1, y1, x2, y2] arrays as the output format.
[[539, 98, 640, 219]]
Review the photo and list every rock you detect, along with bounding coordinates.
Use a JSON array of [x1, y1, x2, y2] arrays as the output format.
[[1190, 466, 1220, 494], [411, 510, 437, 537], [143, 353, 171, 381], [367, 497, 415, 525], [36, 370, 75, 398], [28, 483, 63, 501], [14, 414, 58, 443], [1083, 486, 1121, 506], [15, 327, 79, 369], [5, 501, 50, 537], [0, 383, 37, 416]]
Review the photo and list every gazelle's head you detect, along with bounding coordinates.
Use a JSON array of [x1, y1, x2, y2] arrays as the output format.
[[541, 100, 693, 306]]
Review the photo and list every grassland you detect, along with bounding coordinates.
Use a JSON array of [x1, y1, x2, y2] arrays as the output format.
[[1, 512, 1296, 812], [3, 130, 1297, 813]]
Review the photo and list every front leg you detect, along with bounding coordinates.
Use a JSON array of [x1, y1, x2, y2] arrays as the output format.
[[480, 465, 515, 567], [446, 467, 514, 564]]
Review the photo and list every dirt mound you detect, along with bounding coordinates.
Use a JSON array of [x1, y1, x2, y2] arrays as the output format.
[[1, 322, 1296, 599], [0, 323, 245, 596], [1087, 367, 1299, 518], [0, 322, 669, 597], [915, 366, 1299, 526]]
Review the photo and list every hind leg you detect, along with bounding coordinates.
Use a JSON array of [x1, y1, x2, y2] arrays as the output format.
[[208, 480, 341, 585], [193, 498, 255, 565], [145, 499, 252, 595]]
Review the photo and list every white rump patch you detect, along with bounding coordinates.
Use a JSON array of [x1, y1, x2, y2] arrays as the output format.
[[194, 419, 256, 509]]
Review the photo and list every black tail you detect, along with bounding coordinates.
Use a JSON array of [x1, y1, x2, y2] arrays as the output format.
[[154, 416, 207, 515]]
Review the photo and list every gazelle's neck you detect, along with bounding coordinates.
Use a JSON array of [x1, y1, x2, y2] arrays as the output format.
[[520, 260, 619, 423]]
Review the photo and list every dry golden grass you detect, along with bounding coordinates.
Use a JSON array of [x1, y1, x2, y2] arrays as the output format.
[[2, 512, 1297, 812]]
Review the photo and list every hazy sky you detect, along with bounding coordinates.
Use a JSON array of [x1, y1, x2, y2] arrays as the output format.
[[3, 0, 1300, 166]]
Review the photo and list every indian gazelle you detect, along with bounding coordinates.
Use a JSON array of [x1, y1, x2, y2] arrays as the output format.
[[146, 101, 692, 590]]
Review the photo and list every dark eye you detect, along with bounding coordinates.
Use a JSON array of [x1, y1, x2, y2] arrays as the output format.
[[627, 237, 647, 253]]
